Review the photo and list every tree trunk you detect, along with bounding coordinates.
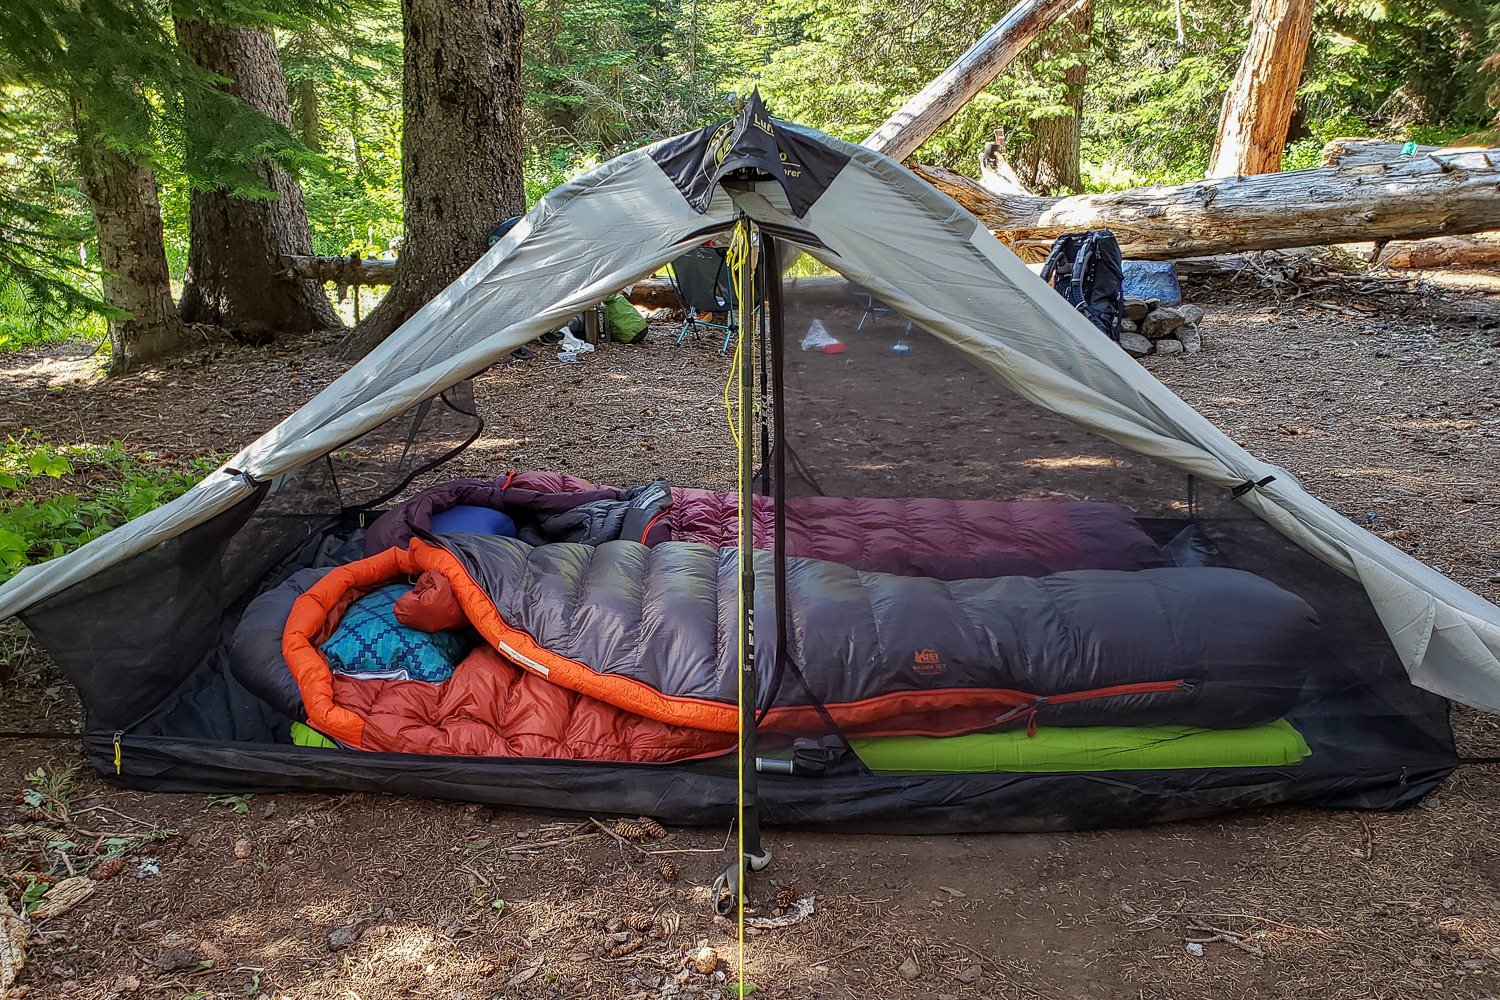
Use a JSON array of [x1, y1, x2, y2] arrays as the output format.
[[1207, 0, 1314, 178], [864, 0, 1083, 162], [176, 20, 341, 339], [911, 148, 1500, 259], [1011, 0, 1093, 194], [296, 76, 320, 153], [75, 131, 194, 376], [349, 0, 526, 353]]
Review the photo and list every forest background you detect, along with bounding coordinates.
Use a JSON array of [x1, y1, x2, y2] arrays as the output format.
[[1, 0, 1497, 359]]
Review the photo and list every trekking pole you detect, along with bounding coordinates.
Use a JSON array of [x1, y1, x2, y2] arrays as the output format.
[[713, 217, 771, 919]]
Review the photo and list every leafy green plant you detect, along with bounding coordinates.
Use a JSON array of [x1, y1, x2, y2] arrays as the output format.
[[0, 436, 220, 582], [18, 876, 50, 915], [211, 794, 251, 814]]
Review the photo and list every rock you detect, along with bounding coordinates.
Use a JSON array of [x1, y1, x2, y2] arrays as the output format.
[[1120, 318, 1137, 334], [1123, 298, 1150, 321], [152, 946, 202, 973], [1186, 941, 1205, 957], [1178, 325, 1202, 354], [955, 964, 982, 983], [1119, 332, 1152, 358], [328, 923, 368, 950], [233, 838, 253, 860], [1140, 306, 1187, 339], [1154, 338, 1185, 357], [1179, 303, 1205, 326], [897, 955, 921, 981], [690, 945, 720, 975]]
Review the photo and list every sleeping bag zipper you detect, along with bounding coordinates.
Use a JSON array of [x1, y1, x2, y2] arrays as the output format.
[[994, 679, 1194, 736]]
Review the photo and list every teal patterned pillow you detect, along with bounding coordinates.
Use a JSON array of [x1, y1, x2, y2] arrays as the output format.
[[320, 584, 472, 683]]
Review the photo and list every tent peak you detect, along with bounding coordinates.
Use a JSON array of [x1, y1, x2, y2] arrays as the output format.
[[648, 91, 852, 218]]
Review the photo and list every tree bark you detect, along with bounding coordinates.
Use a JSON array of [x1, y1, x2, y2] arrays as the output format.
[[911, 149, 1500, 259], [1011, 0, 1093, 194], [349, 0, 526, 353], [75, 129, 194, 376], [864, 0, 1083, 162], [175, 20, 340, 339], [1207, 0, 1314, 178]]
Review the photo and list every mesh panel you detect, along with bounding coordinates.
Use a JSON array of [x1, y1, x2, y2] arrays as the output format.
[[750, 247, 1452, 783], [23, 383, 483, 736], [328, 380, 482, 510]]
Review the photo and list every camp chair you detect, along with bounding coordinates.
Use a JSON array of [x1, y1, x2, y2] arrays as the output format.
[[853, 289, 912, 336], [670, 246, 740, 353]]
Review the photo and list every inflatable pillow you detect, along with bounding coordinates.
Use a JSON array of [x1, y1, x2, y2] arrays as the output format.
[[320, 584, 472, 683], [429, 504, 517, 538]]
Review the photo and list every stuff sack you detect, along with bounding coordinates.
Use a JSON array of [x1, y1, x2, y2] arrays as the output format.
[[1041, 230, 1126, 340], [603, 294, 649, 344]]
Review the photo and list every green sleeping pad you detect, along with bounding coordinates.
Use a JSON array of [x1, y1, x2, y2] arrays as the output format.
[[850, 720, 1311, 774]]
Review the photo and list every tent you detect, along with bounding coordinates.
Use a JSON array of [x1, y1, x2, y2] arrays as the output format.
[[3, 95, 1497, 843]]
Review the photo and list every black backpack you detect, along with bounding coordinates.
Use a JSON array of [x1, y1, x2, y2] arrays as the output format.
[[1040, 230, 1125, 341]]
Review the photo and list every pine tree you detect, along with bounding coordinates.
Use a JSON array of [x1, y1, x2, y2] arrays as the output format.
[[348, 0, 526, 352], [175, 17, 341, 338]]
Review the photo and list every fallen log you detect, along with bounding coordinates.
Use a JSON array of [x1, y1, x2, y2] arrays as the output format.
[[625, 278, 676, 308], [911, 149, 1500, 260], [1320, 140, 1500, 269], [281, 254, 396, 285], [1377, 232, 1500, 270], [1320, 138, 1496, 169], [864, 0, 1082, 161]]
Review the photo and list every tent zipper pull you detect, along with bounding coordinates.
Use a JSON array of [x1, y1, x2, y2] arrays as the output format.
[[113, 730, 123, 775]]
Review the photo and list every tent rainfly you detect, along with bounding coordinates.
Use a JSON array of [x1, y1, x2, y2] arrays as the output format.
[[1, 95, 1497, 847]]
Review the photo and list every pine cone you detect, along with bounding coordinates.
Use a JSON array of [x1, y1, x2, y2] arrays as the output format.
[[614, 818, 649, 840], [657, 858, 678, 883], [606, 938, 643, 959], [636, 816, 666, 839], [775, 884, 798, 911], [92, 855, 126, 881], [628, 911, 654, 932]]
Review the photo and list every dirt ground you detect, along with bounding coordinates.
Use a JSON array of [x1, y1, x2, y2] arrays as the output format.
[[2, 269, 1500, 1000]]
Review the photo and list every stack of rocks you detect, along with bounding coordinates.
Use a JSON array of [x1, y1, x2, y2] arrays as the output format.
[[1118, 300, 1206, 359]]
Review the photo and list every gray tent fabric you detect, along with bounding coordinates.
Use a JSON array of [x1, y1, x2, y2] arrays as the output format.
[[2, 114, 1498, 714]]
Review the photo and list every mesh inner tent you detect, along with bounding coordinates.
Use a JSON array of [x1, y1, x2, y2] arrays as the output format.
[[21, 382, 483, 740], [748, 245, 1453, 800], [16, 228, 1459, 828]]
